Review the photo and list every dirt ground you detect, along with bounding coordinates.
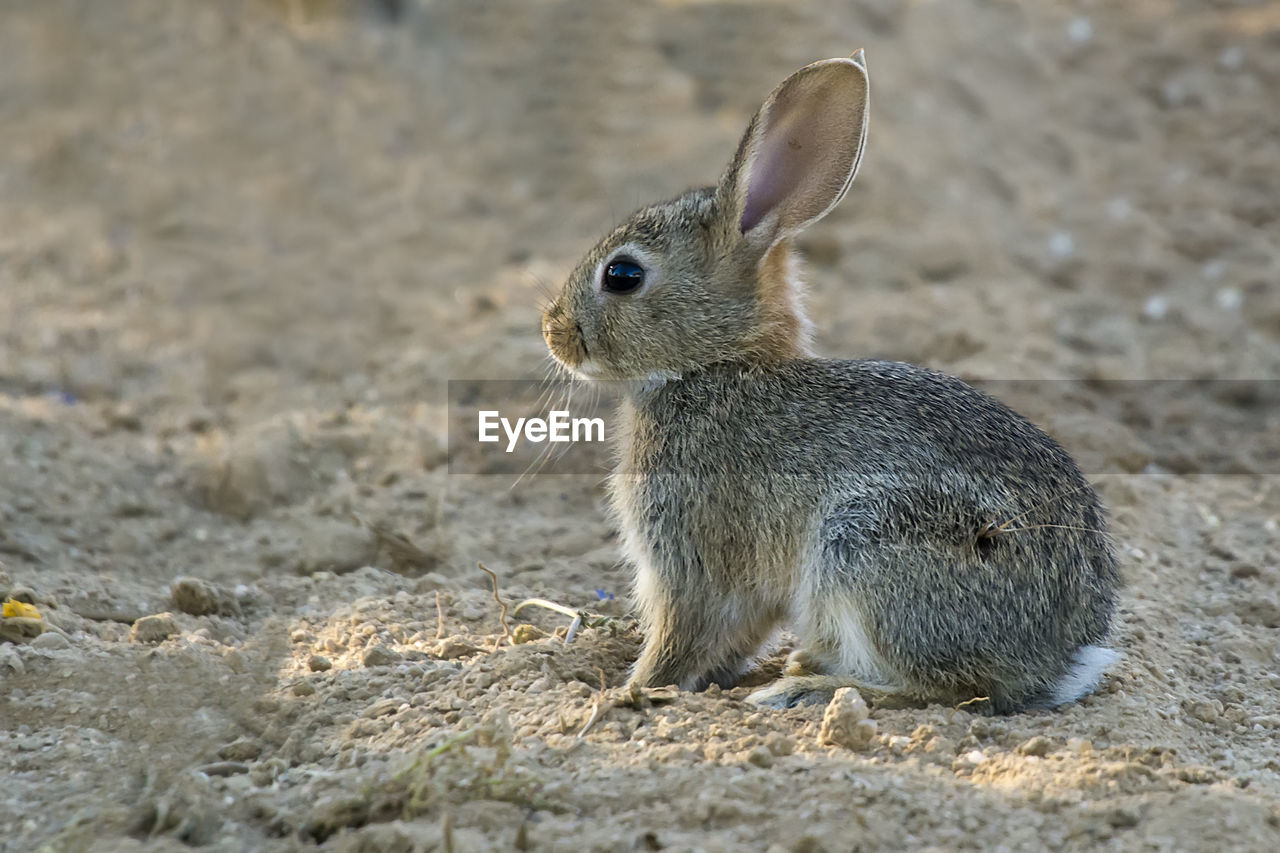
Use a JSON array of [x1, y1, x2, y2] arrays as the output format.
[[2, 1, 1279, 850]]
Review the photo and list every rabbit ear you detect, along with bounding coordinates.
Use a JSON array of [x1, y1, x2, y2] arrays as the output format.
[[724, 52, 869, 247]]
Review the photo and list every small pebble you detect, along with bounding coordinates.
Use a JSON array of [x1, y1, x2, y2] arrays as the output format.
[[1188, 700, 1220, 723], [1048, 231, 1076, 259], [31, 631, 70, 651], [1218, 46, 1245, 71], [764, 733, 796, 757], [198, 761, 249, 777], [0, 617, 45, 644], [362, 645, 402, 668], [820, 688, 876, 750], [308, 654, 333, 672], [1067, 17, 1093, 44], [1066, 737, 1093, 754], [433, 638, 481, 660], [171, 576, 234, 616], [7, 585, 38, 604], [361, 698, 403, 719], [218, 738, 263, 762], [250, 759, 287, 787], [1107, 805, 1141, 828], [0, 645, 24, 674], [512, 624, 547, 644], [1142, 295, 1170, 321], [1106, 197, 1132, 222], [1215, 287, 1242, 311], [130, 613, 179, 644], [1017, 735, 1053, 757]]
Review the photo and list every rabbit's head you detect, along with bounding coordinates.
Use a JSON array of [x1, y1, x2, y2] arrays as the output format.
[[543, 52, 869, 381]]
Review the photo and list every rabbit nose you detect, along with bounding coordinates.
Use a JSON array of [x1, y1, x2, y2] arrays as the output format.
[[542, 306, 588, 367]]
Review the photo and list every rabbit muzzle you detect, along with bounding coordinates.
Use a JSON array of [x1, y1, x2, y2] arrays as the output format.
[[542, 302, 589, 372]]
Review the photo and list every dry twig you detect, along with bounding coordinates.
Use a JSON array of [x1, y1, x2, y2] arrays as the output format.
[[478, 562, 513, 645], [577, 699, 605, 738], [977, 482, 1102, 542], [511, 597, 631, 644]]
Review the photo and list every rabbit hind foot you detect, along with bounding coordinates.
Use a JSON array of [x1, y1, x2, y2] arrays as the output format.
[[745, 674, 919, 710]]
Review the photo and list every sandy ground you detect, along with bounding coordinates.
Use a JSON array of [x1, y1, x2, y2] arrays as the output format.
[[2, 0, 1279, 850]]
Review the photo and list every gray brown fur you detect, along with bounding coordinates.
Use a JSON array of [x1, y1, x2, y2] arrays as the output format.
[[542, 54, 1119, 713]]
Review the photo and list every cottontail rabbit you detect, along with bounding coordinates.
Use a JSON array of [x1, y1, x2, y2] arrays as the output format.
[[542, 52, 1118, 712]]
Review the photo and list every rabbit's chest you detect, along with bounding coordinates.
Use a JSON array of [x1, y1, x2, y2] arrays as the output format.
[[612, 395, 807, 587]]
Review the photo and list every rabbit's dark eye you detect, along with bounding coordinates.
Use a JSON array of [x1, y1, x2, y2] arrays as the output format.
[[603, 257, 646, 294]]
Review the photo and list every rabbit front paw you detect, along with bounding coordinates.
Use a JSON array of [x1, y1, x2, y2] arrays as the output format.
[[782, 648, 825, 676]]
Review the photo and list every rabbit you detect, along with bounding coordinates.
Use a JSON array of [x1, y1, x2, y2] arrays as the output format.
[[540, 50, 1119, 713]]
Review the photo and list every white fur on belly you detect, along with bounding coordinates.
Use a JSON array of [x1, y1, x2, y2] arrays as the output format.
[[1049, 645, 1119, 707]]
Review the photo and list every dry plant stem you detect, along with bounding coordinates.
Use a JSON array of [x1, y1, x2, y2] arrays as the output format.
[[980, 482, 1098, 539], [428, 728, 477, 760], [565, 613, 583, 644], [149, 799, 169, 841], [478, 562, 513, 645], [576, 669, 618, 738], [512, 597, 589, 644], [512, 598, 579, 619], [435, 590, 446, 641], [997, 524, 1105, 536], [442, 810, 454, 853], [577, 697, 606, 738]]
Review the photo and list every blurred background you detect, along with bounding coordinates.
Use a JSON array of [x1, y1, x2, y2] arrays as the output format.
[[2, 2, 1279, 849], [4, 0, 1276, 494], [3, 0, 1277, 421]]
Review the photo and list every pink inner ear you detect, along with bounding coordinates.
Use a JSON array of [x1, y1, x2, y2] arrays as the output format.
[[740, 95, 819, 234], [738, 65, 866, 237]]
